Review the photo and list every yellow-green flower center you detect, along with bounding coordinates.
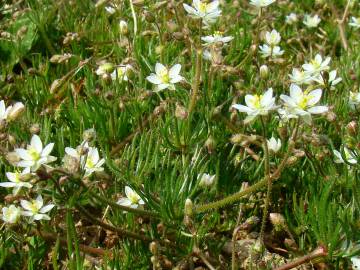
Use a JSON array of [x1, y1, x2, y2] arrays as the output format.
[[199, 2, 207, 13], [86, 158, 94, 169], [29, 201, 39, 213], [28, 147, 40, 161], [159, 69, 170, 83], [299, 94, 312, 109], [128, 193, 139, 204], [250, 95, 262, 109]]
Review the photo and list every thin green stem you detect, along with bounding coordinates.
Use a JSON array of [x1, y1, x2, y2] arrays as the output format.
[[259, 116, 271, 243]]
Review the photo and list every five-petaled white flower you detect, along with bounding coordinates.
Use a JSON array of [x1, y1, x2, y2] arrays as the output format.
[[20, 194, 55, 222], [333, 148, 357, 164], [1, 205, 22, 224], [349, 17, 360, 29], [146, 63, 183, 91], [285, 13, 298, 24], [349, 91, 360, 109], [201, 31, 233, 46], [183, 0, 221, 27], [232, 88, 277, 123], [82, 147, 105, 177], [313, 70, 342, 89], [15, 135, 57, 171], [259, 44, 284, 58], [280, 84, 328, 124], [289, 68, 314, 85], [0, 168, 32, 195], [267, 137, 282, 153], [249, 0, 276, 8], [198, 173, 216, 187], [265, 29, 281, 46], [302, 54, 331, 75], [117, 186, 145, 209], [303, 14, 321, 28]]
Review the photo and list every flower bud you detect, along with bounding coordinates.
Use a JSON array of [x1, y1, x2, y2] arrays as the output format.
[[83, 128, 96, 142], [155, 45, 164, 55], [8, 135, 16, 146], [175, 103, 188, 120], [6, 151, 20, 166], [259, 65, 269, 79], [149, 242, 158, 255], [29, 123, 40, 134], [205, 136, 216, 154], [269, 213, 286, 231], [346, 121, 357, 136], [184, 198, 193, 217], [119, 20, 129, 35], [7, 102, 25, 121], [286, 156, 298, 166]]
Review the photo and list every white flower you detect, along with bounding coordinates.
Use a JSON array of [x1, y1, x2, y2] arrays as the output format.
[[280, 84, 328, 123], [82, 147, 105, 177], [267, 137, 281, 153], [286, 13, 298, 24], [15, 135, 57, 171], [183, 0, 221, 26], [65, 141, 89, 161], [313, 70, 342, 89], [198, 173, 216, 187], [105, 6, 116, 14], [303, 14, 321, 28], [259, 44, 284, 58], [265, 29, 281, 46], [146, 63, 183, 91], [0, 168, 32, 195], [1, 205, 21, 224], [333, 148, 357, 164], [201, 31, 233, 46], [349, 17, 360, 28], [249, 0, 276, 8], [111, 65, 132, 82], [289, 68, 314, 85], [351, 257, 360, 269], [117, 186, 145, 209], [20, 194, 55, 222], [232, 88, 277, 123], [302, 54, 331, 75], [349, 91, 360, 109]]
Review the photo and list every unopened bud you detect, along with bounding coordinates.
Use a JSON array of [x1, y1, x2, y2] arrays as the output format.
[[8, 135, 16, 146], [29, 123, 40, 134], [259, 65, 269, 79], [6, 152, 20, 166], [83, 128, 96, 142], [346, 121, 357, 136], [149, 242, 158, 255], [205, 136, 216, 154], [175, 103, 188, 120], [286, 156, 298, 166], [119, 20, 129, 35], [184, 198, 193, 217], [269, 213, 286, 231], [155, 45, 164, 55]]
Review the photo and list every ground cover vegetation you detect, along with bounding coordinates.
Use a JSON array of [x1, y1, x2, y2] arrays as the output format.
[[1, 0, 360, 269]]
